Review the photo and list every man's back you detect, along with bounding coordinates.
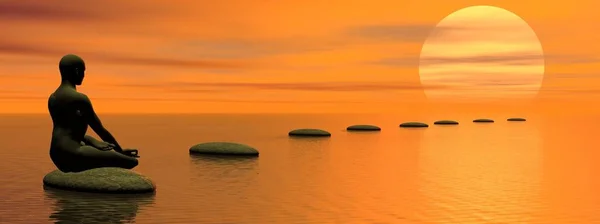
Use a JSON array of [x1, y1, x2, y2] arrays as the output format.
[[48, 87, 88, 144]]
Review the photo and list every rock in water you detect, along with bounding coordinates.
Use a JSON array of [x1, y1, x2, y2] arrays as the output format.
[[43, 168, 156, 194], [189, 142, 259, 156], [433, 120, 459, 125], [473, 118, 494, 123], [288, 129, 331, 137], [507, 117, 526, 121], [399, 122, 429, 128], [346, 124, 381, 131]]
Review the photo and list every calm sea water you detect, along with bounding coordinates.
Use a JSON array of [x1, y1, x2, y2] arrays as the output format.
[[0, 113, 599, 224]]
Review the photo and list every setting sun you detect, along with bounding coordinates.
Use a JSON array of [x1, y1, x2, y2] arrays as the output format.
[[419, 5, 545, 102]]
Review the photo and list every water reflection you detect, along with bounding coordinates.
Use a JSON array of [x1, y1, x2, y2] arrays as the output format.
[[186, 155, 261, 221], [189, 155, 259, 182], [188, 154, 259, 193], [287, 137, 332, 158], [417, 121, 543, 223], [44, 187, 155, 224], [285, 137, 332, 189]]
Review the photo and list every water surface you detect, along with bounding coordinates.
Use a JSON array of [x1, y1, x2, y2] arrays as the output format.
[[0, 113, 598, 223]]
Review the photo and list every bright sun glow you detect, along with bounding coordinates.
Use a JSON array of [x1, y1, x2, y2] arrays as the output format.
[[419, 5, 545, 101]]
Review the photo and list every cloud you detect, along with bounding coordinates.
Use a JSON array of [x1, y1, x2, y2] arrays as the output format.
[[346, 22, 542, 44], [544, 73, 600, 79], [0, 0, 161, 22], [540, 88, 600, 95], [164, 24, 444, 60], [345, 21, 564, 45], [158, 37, 350, 59], [370, 54, 542, 67], [344, 24, 440, 43], [0, 41, 63, 56], [419, 53, 544, 66], [94, 97, 366, 104], [370, 52, 597, 67], [0, 40, 249, 70], [423, 77, 542, 89], [0, 94, 367, 104], [344, 23, 514, 43], [544, 55, 599, 64], [159, 24, 465, 60], [115, 81, 441, 92], [0, 0, 100, 21], [89, 54, 250, 70]]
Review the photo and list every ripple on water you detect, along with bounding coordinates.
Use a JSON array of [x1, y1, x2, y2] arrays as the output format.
[[44, 188, 156, 224]]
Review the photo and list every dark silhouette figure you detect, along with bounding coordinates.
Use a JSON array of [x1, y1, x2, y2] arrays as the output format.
[[48, 54, 139, 172]]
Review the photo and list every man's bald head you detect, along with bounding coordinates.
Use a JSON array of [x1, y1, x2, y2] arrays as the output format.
[[59, 54, 86, 85], [59, 54, 85, 74]]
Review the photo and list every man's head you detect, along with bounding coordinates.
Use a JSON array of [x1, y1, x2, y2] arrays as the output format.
[[59, 54, 86, 85]]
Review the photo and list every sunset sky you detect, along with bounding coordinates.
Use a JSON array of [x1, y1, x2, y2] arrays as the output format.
[[1, 0, 599, 114], [419, 5, 545, 101]]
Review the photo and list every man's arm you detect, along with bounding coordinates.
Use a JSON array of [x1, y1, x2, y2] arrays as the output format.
[[82, 135, 102, 146], [78, 94, 124, 152]]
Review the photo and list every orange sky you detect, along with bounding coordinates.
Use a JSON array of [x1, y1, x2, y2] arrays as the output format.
[[1, 0, 600, 114]]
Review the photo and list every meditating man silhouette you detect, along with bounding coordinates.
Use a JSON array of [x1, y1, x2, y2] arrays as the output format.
[[48, 54, 139, 173]]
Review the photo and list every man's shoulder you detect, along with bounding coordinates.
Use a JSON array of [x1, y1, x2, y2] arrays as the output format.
[[50, 90, 90, 103], [75, 92, 91, 103]]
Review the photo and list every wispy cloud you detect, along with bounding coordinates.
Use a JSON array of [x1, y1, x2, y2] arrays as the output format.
[[159, 38, 350, 59], [0, 40, 250, 70], [344, 24, 439, 43], [0, 0, 162, 22], [89, 54, 250, 70], [540, 88, 600, 96], [544, 55, 599, 64], [160, 23, 470, 60], [344, 23, 526, 44], [0, 95, 366, 104], [0, 41, 63, 56], [370, 53, 597, 67], [428, 76, 542, 86], [93, 98, 366, 104], [545, 73, 600, 79], [0, 0, 103, 21], [114, 81, 441, 92], [419, 52, 544, 66]]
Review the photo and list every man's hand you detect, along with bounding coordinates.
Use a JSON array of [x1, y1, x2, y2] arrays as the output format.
[[120, 149, 140, 158], [93, 141, 115, 151]]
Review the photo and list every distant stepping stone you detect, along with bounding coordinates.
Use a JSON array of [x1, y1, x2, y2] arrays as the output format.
[[473, 118, 494, 123], [289, 128, 331, 137], [43, 168, 156, 194], [347, 124, 381, 131], [189, 142, 259, 156], [399, 122, 429, 128], [434, 120, 459, 125], [507, 117, 526, 121]]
